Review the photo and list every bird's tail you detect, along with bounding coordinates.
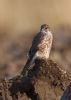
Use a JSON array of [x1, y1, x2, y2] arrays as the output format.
[[21, 58, 31, 76], [21, 55, 36, 76]]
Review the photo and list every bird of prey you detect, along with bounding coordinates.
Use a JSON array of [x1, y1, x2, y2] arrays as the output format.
[[21, 24, 53, 76]]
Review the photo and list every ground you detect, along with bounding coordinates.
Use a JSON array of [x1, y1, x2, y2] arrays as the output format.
[[0, 59, 71, 100]]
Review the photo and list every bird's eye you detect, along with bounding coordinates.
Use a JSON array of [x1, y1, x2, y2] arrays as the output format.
[[45, 28, 47, 29]]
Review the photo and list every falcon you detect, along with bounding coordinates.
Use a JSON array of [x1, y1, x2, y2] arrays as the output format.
[[21, 24, 53, 76]]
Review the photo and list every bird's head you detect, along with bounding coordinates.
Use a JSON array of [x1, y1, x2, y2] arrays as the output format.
[[40, 24, 50, 33]]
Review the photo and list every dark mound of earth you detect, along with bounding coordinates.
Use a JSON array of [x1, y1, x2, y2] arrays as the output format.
[[0, 59, 71, 100]]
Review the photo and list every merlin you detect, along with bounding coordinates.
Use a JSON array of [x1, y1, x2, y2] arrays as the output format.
[[21, 24, 53, 76]]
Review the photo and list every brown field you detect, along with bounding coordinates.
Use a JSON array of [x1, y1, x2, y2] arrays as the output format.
[[0, 0, 71, 100]]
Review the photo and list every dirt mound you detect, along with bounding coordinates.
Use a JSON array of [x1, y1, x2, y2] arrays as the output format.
[[0, 59, 71, 100], [33, 59, 70, 89]]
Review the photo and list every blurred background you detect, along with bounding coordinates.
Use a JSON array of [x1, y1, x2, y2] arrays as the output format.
[[0, 0, 71, 79]]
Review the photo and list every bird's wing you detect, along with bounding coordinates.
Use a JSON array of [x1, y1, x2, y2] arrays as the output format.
[[29, 32, 41, 57]]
